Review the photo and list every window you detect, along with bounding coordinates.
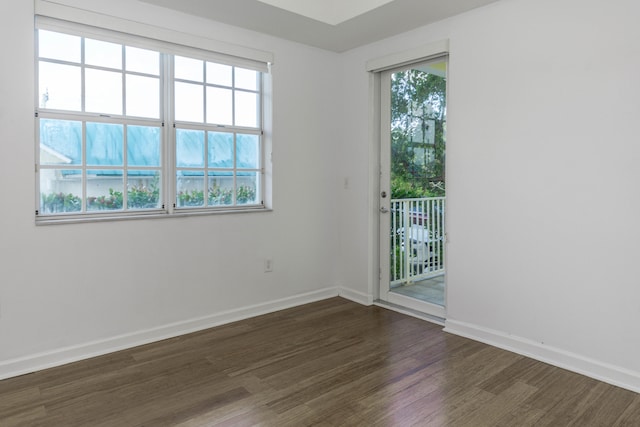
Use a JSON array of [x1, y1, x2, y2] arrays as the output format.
[[173, 56, 262, 208], [36, 24, 266, 221]]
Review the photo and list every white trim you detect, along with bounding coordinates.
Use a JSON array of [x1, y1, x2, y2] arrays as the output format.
[[374, 300, 445, 326], [386, 292, 446, 318], [339, 287, 374, 306], [0, 287, 339, 381], [366, 39, 449, 73], [374, 58, 448, 320], [35, 0, 273, 71], [444, 319, 640, 394], [35, 19, 271, 223], [368, 71, 381, 303]]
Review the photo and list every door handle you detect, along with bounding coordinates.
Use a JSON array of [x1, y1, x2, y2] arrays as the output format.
[[380, 207, 389, 213]]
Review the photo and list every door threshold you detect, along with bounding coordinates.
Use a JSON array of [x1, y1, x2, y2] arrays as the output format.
[[374, 299, 445, 326]]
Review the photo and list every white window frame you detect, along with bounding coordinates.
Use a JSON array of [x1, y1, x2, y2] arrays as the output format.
[[34, 17, 272, 224]]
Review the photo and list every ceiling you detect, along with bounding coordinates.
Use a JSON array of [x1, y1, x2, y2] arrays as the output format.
[[140, 0, 502, 52], [254, 0, 396, 26]]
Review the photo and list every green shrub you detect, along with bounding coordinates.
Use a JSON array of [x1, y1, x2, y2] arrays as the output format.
[[128, 180, 160, 209], [208, 185, 232, 205], [236, 185, 256, 204], [40, 192, 82, 213], [87, 188, 123, 210], [42, 182, 255, 212], [391, 176, 444, 199], [178, 185, 257, 206], [177, 189, 205, 207]]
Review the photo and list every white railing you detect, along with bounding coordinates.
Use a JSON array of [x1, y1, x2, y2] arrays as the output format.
[[390, 197, 445, 285]]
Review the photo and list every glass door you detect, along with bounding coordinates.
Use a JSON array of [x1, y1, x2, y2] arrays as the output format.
[[379, 57, 447, 318]]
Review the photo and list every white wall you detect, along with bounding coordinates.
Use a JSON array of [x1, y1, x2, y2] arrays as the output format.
[[0, 0, 342, 377], [4, 0, 640, 393], [339, 0, 640, 391]]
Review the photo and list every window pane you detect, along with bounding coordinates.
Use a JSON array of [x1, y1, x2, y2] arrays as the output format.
[[235, 91, 259, 128], [235, 68, 258, 91], [127, 171, 161, 209], [175, 56, 203, 82], [175, 82, 204, 122], [39, 62, 81, 110], [208, 172, 233, 206], [126, 46, 159, 75], [36, 29, 264, 218], [86, 122, 124, 166], [38, 30, 80, 63], [176, 129, 204, 167], [177, 172, 205, 207], [208, 132, 233, 168], [206, 62, 232, 86], [86, 170, 124, 211], [126, 75, 159, 118], [85, 38, 122, 69], [40, 171, 82, 214], [127, 125, 161, 167], [85, 69, 123, 115], [206, 87, 232, 125], [237, 172, 259, 205], [236, 134, 259, 169], [40, 119, 82, 165]]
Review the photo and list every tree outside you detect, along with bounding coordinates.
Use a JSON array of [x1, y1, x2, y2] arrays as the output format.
[[390, 63, 446, 199]]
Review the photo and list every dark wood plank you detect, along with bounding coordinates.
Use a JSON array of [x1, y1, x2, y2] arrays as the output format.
[[0, 297, 637, 426], [614, 395, 640, 426]]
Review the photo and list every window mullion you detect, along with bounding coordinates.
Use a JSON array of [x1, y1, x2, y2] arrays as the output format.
[[121, 43, 126, 117], [231, 66, 236, 127], [163, 52, 175, 214], [260, 74, 265, 206], [81, 121, 87, 213], [232, 133, 237, 206], [81, 37, 86, 113], [122, 44, 128, 211], [202, 64, 208, 207], [123, 123, 128, 210]]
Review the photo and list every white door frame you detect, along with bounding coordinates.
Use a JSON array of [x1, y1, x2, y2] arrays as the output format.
[[367, 41, 449, 318]]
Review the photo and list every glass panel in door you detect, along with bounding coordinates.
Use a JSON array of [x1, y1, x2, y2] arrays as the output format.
[[379, 58, 447, 318]]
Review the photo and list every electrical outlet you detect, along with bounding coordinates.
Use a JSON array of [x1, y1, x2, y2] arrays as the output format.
[[264, 258, 273, 272]]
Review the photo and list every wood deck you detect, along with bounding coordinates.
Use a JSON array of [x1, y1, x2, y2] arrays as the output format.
[[391, 274, 445, 306]]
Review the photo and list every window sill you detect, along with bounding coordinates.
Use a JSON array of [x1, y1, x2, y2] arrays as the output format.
[[35, 206, 272, 226]]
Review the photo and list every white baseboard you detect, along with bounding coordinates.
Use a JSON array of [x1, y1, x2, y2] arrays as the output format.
[[0, 287, 340, 381], [339, 287, 374, 305], [444, 319, 640, 394]]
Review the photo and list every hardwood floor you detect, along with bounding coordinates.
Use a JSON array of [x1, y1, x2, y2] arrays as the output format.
[[1, 297, 639, 426]]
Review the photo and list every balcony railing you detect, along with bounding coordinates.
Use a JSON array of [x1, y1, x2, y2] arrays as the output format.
[[390, 197, 445, 285]]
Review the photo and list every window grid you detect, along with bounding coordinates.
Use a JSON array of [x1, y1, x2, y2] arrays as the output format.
[[172, 57, 262, 210], [36, 28, 264, 220], [174, 126, 262, 209]]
